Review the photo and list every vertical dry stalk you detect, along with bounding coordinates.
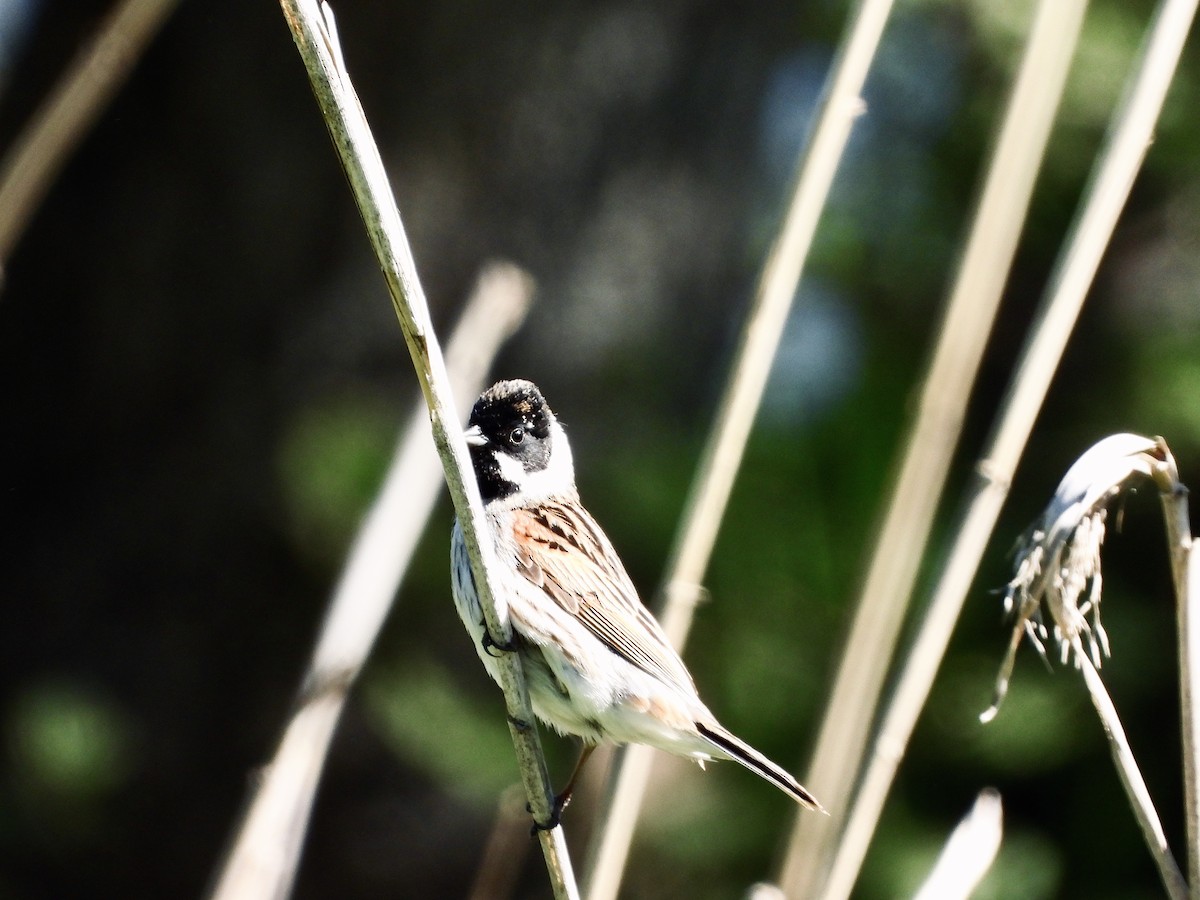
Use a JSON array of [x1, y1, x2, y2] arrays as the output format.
[[817, 1, 1199, 896], [467, 786, 535, 900], [1152, 445, 1199, 893], [1184, 540, 1200, 897], [778, 1, 1086, 892], [277, 2, 577, 896], [207, 265, 531, 900], [580, 1, 895, 897], [0, 0, 180, 272]]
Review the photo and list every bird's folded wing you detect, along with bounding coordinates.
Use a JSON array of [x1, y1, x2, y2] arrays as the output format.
[[509, 500, 697, 693]]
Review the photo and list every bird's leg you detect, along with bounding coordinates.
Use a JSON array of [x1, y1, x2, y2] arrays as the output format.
[[528, 743, 596, 834], [479, 615, 518, 657], [554, 743, 596, 814]]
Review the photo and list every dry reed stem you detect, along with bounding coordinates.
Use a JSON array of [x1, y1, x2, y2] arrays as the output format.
[[778, 0, 1085, 892], [208, 265, 531, 900], [0, 0, 179, 273], [468, 786, 535, 900], [1151, 444, 1199, 895], [816, 0, 1199, 895], [580, 1, 894, 897], [1078, 653, 1187, 899], [277, 2, 576, 896], [979, 435, 1186, 898]]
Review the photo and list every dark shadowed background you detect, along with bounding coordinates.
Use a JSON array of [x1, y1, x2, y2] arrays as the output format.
[[1, 1, 1198, 897]]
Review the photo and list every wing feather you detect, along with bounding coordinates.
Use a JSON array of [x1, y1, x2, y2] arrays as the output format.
[[508, 499, 696, 693]]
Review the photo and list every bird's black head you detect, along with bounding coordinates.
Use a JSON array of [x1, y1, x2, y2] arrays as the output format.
[[465, 379, 572, 504]]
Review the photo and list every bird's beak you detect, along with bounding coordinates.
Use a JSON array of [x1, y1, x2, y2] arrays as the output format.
[[463, 424, 488, 447]]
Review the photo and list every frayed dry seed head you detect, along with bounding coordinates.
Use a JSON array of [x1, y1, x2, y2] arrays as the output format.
[[981, 434, 1161, 723]]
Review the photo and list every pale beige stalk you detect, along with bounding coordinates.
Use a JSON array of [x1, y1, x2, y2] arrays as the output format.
[[0, 0, 180, 272], [581, 1, 895, 897], [208, 265, 531, 900], [778, 1, 1086, 893], [276, 2, 576, 897], [1151, 444, 1199, 896], [817, 1, 1200, 896], [1079, 654, 1187, 899]]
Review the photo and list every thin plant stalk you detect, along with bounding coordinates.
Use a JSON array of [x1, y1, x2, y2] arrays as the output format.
[[817, 1, 1199, 896], [208, 264, 532, 900], [0, 0, 180, 273], [779, 1, 1086, 892], [1077, 654, 1187, 899], [1185, 541, 1200, 898], [277, 2, 577, 896], [580, 0, 895, 896], [972, 434, 1186, 894], [468, 786, 533, 900], [1152, 446, 1200, 894], [308, 262, 532, 686]]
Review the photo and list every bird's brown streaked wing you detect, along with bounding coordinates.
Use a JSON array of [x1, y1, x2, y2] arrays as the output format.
[[509, 499, 697, 693]]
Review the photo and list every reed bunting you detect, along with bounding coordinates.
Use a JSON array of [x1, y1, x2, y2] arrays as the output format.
[[451, 379, 822, 821]]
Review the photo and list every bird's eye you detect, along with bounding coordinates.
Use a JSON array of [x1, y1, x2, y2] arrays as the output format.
[[509, 427, 525, 445]]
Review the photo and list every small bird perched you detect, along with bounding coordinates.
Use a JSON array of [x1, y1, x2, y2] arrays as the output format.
[[451, 379, 822, 822]]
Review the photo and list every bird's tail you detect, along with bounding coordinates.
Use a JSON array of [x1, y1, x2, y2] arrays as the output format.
[[697, 722, 825, 813]]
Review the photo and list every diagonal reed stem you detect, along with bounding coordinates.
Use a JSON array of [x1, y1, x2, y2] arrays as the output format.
[[207, 264, 531, 900], [277, 2, 577, 896], [816, 1, 1199, 896], [778, 1, 1086, 892], [0, 0, 180, 274], [1077, 653, 1187, 899], [580, 2, 895, 897]]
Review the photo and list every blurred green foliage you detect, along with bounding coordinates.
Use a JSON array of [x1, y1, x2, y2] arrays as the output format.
[[277, 394, 397, 565], [9, 679, 135, 801], [364, 658, 518, 806]]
